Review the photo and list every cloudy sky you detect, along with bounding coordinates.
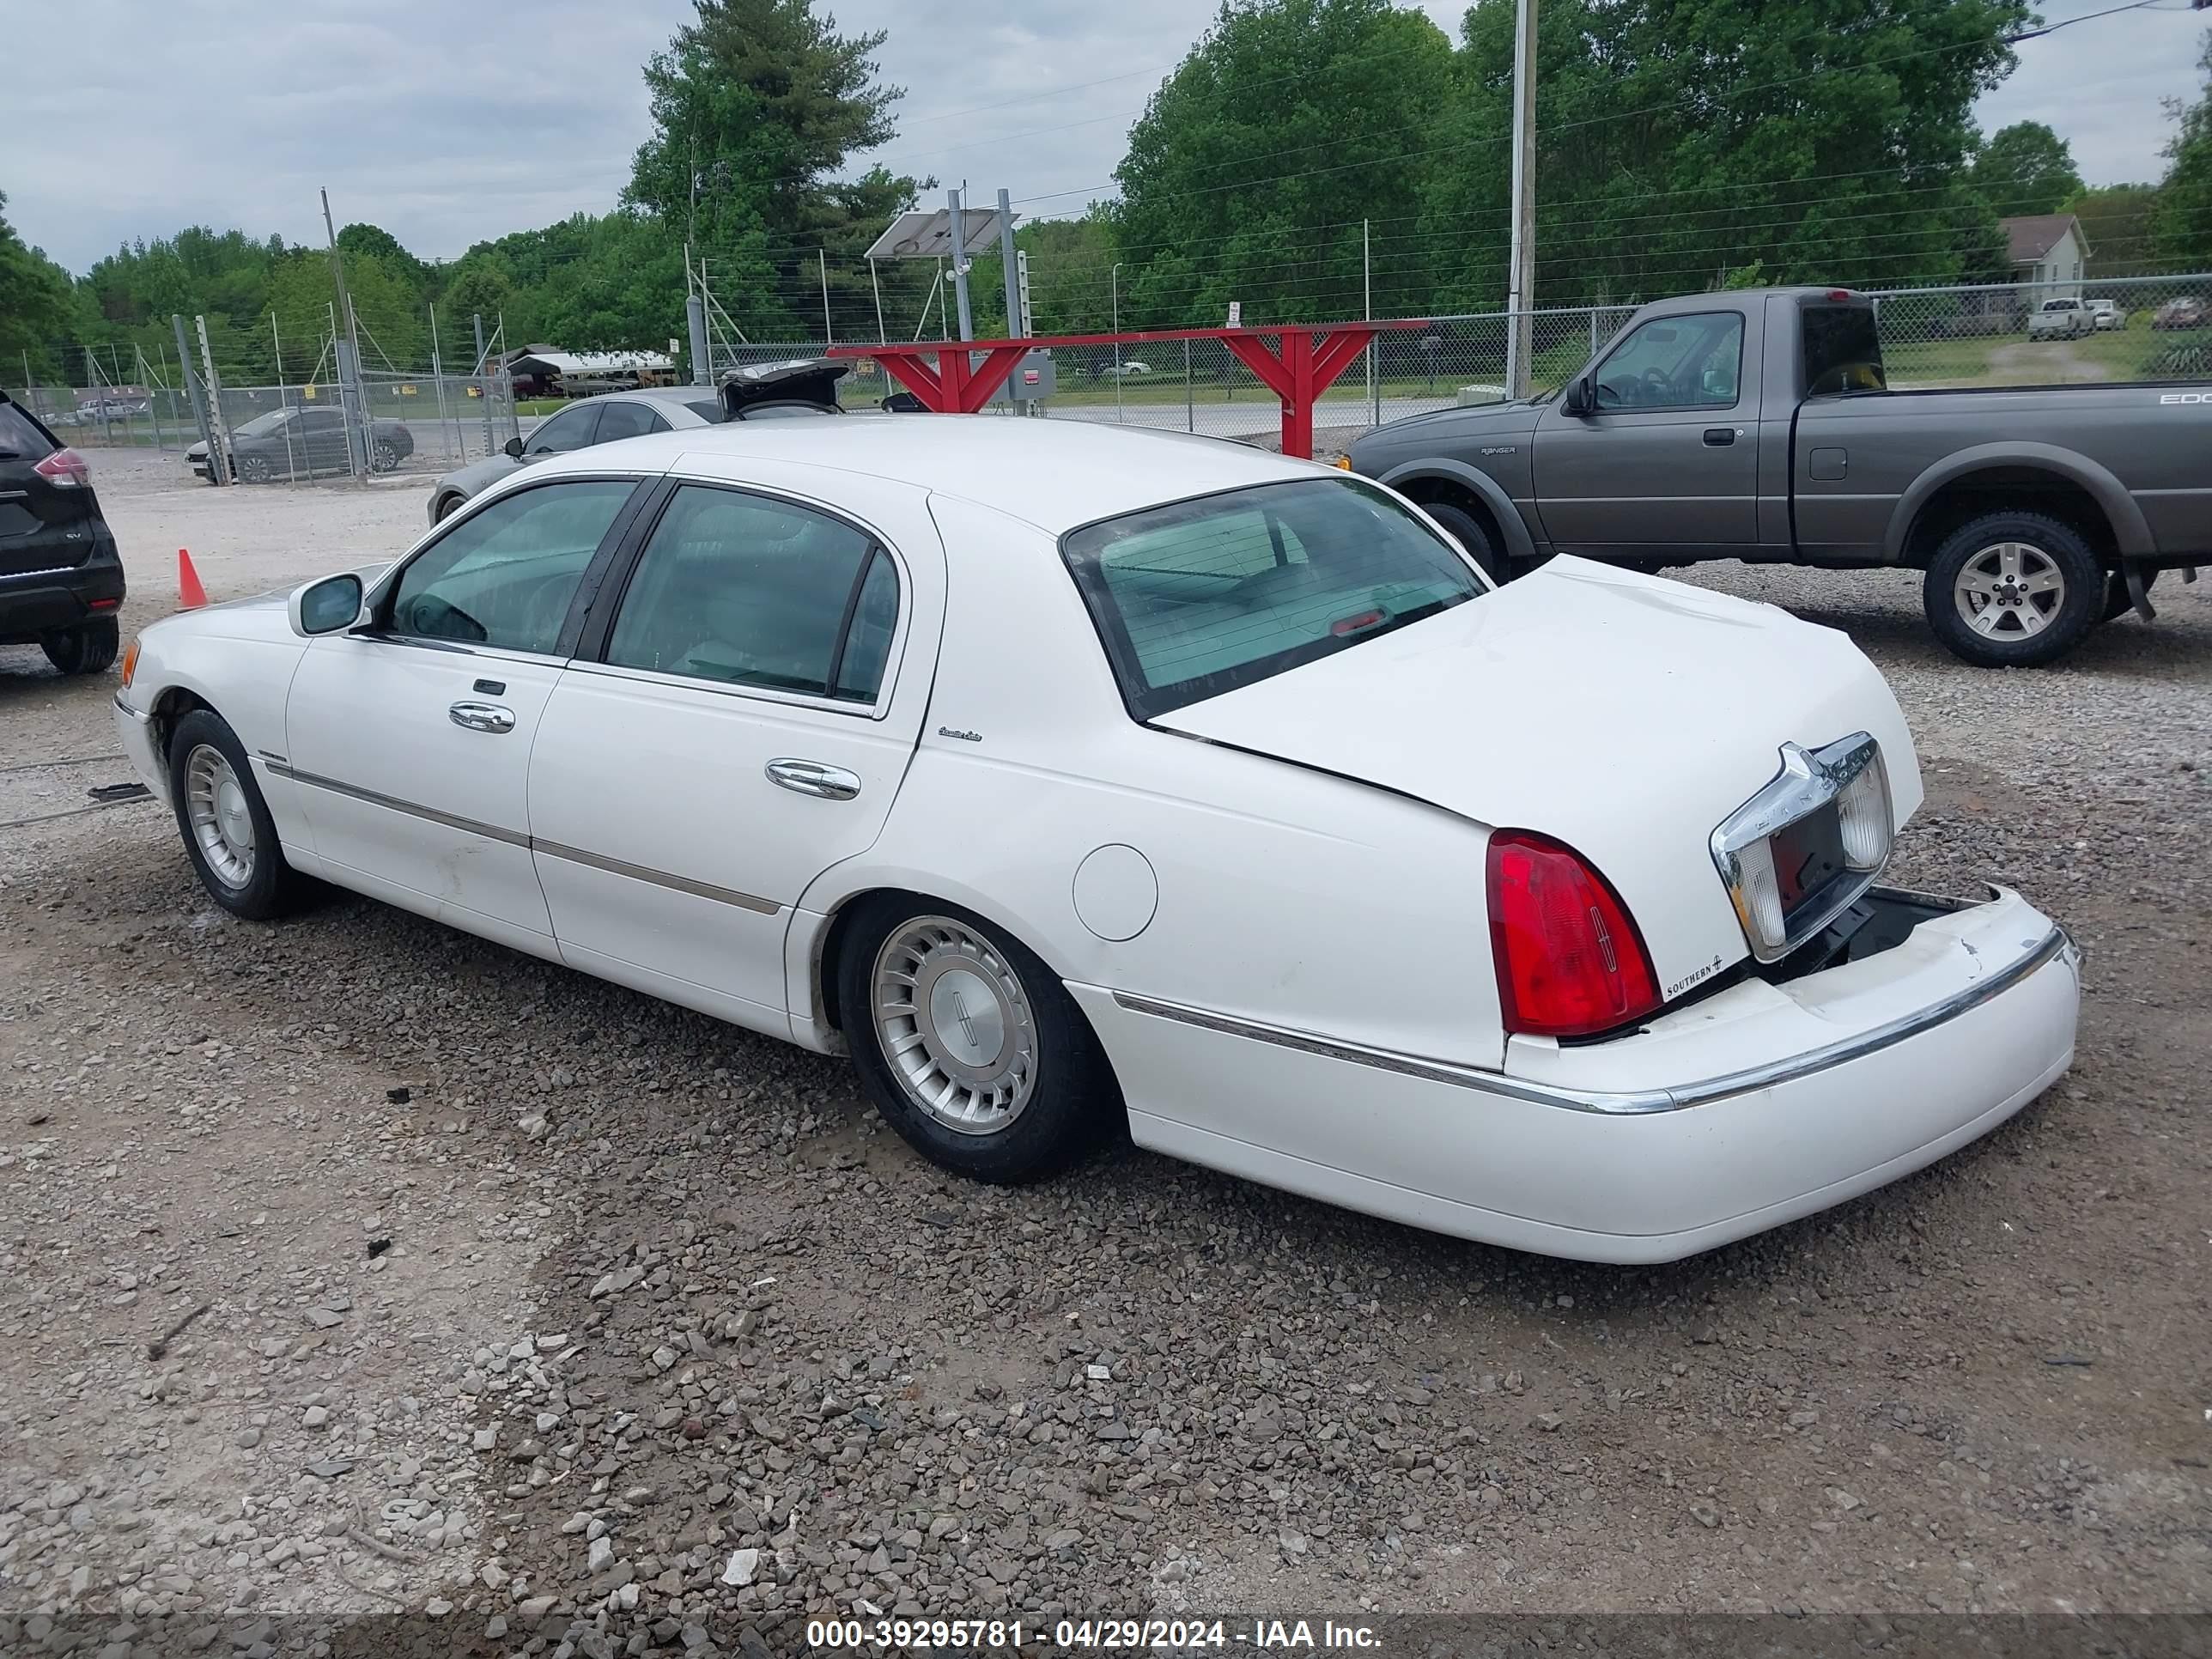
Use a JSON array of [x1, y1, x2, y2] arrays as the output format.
[[10, 0, 2204, 275]]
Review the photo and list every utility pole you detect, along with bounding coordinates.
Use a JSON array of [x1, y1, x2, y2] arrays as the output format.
[[947, 188, 975, 342], [819, 250, 834, 346], [996, 188, 1024, 339], [321, 187, 368, 477], [1504, 0, 1538, 401]]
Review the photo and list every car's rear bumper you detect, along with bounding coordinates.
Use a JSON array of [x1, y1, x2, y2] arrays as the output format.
[[0, 527, 125, 644], [1074, 886, 2077, 1262]]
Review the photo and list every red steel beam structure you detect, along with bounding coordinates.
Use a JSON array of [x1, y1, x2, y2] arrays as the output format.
[[829, 319, 1431, 459]]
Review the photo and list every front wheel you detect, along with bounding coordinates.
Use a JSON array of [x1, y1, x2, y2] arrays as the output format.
[[237, 453, 272, 483], [167, 709, 305, 920], [838, 897, 1117, 1183], [1923, 512, 2100, 667], [40, 617, 119, 675], [1422, 501, 1508, 584]]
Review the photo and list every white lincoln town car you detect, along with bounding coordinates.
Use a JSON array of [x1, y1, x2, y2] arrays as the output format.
[[112, 420, 2079, 1262]]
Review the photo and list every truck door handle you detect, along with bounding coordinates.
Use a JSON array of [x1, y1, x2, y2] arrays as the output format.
[[765, 758, 861, 800], [448, 702, 515, 734], [1702, 428, 1737, 447]]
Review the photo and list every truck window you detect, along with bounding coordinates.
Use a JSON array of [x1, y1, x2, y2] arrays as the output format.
[[1802, 304, 1886, 397], [1592, 313, 1742, 410]]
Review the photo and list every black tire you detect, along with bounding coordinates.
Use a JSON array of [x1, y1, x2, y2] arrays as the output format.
[[434, 492, 465, 522], [237, 453, 272, 483], [166, 709, 305, 921], [40, 617, 119, 676], [1922, 511, 2100, 668], [837, 896, 1118, 1184], [1422, 500, 1509, 584], [2099, 566, 2159, 623], [370, 440, 399, 472]]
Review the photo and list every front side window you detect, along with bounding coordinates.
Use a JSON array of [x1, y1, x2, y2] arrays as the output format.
[[387, 479, 635, 653], [1061, 477, 1481, 720], [525, 402, 600, 455], [605, 484, 896, 702], [1593, 311, 1744, 410]]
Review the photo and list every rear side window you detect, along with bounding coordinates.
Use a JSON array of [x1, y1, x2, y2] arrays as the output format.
[[685, 398, 725, 423], [0, 401, 58, 457], [595, 401, 666, 443], [605, 484, 896, 703], [1061, 477, 1481, 720], [1802, 304, 1886, 396]]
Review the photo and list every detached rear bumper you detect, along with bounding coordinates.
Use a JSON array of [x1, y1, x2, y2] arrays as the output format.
[[1078, 887, 2077, 1262]]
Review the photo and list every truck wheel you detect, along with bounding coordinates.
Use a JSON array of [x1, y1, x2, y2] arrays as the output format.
[[1423, 501, 1508, 584], [1923, 513, 2100, 668], [2099, 567, 2159, 623]]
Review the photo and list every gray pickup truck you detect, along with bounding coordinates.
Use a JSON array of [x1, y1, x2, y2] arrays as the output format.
[[1346, 287, 2209, 666]]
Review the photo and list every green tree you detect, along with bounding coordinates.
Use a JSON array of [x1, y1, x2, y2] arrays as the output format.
[[1421, 0, 2029, 311], [2155, 33, 2212, 269], [0, 193, 83, 380], [1973, 121, 2084, 216], [1110, 0, 1456, 327], [626, 0, 927, 342], [2066, 182, 2162, 277]]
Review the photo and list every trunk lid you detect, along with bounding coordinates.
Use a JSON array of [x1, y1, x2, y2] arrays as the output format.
[[1152, 557, 1922, 1000]]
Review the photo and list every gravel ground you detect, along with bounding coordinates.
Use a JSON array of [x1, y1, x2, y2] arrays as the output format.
[[2, 454, 2208, 1656]]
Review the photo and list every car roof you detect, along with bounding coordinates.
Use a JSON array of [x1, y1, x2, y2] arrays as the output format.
[[522, 416, 1326, 534]]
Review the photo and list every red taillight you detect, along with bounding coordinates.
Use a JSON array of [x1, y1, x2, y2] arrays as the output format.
[[34, 448, 89, 488], [1486, 830, 1661, 1039]]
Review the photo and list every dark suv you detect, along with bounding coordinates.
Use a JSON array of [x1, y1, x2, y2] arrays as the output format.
[[0, 389, 125, 674]]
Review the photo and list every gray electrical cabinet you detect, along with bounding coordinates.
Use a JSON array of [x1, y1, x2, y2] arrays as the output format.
[[988, 348, 1057, 404]]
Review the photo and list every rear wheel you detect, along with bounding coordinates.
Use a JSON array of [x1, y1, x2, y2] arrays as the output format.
[[1923, 512, 2100, 668], [370, 439, 400, 472], [838, 896, 1116, 1184], [167, 709, 305, 920], [1422, 500, 1509, 584], [40, 617, 119, 676]]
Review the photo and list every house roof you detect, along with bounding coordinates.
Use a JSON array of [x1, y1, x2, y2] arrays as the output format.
[[2002, 213, 2091, 264]]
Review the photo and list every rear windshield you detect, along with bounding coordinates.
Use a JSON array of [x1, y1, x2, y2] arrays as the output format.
[[1802, 303, 1886, 397], [1060, 477, 1483, 720], [0, 400, 57, 459]]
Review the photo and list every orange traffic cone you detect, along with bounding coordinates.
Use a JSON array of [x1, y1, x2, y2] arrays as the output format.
[[178, 549, 207, 610]]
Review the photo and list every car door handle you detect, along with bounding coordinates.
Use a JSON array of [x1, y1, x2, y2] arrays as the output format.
[[765, 758, 861, 800], [1702, 428, 1737, 447], [448, 701, 515, 734]]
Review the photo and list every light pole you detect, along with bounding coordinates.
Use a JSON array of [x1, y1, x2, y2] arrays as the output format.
[[1111, 262, 1124, 422]]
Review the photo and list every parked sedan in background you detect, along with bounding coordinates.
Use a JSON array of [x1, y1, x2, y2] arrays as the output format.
[[112, 420, 2079, 1263], [2085, 299, 2127, 331], [188, 407, 415, 482], [427, 386, 725, 522], [2152, 296, 2207, 331]]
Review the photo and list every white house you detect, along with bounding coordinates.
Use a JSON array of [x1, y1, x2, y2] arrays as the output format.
[[2002, 214, 2092, 298]]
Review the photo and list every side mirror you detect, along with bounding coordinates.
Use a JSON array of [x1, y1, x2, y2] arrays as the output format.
[[289, 573, 364, 638], [1561, 375, 1595, 417], [503, 435, 526, 459]]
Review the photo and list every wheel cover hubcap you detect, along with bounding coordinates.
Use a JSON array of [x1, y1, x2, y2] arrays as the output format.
[[872, 916, 1037, 1135], [184, 744, 255, 888], [1955, 541, 2064, 638]]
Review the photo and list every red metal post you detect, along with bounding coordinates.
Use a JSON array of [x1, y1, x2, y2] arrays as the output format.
[[842, 322, 1410, 454]]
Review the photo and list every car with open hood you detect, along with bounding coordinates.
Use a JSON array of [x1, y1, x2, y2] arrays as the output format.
[[112, 420, 2077, 1262]]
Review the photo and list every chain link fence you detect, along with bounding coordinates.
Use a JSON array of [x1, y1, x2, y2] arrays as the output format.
[[696, 270, 2209, 456]]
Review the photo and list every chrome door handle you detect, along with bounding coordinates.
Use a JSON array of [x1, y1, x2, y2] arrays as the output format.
[[448, 701, 515, 734], [765, 758, 860, 800]]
